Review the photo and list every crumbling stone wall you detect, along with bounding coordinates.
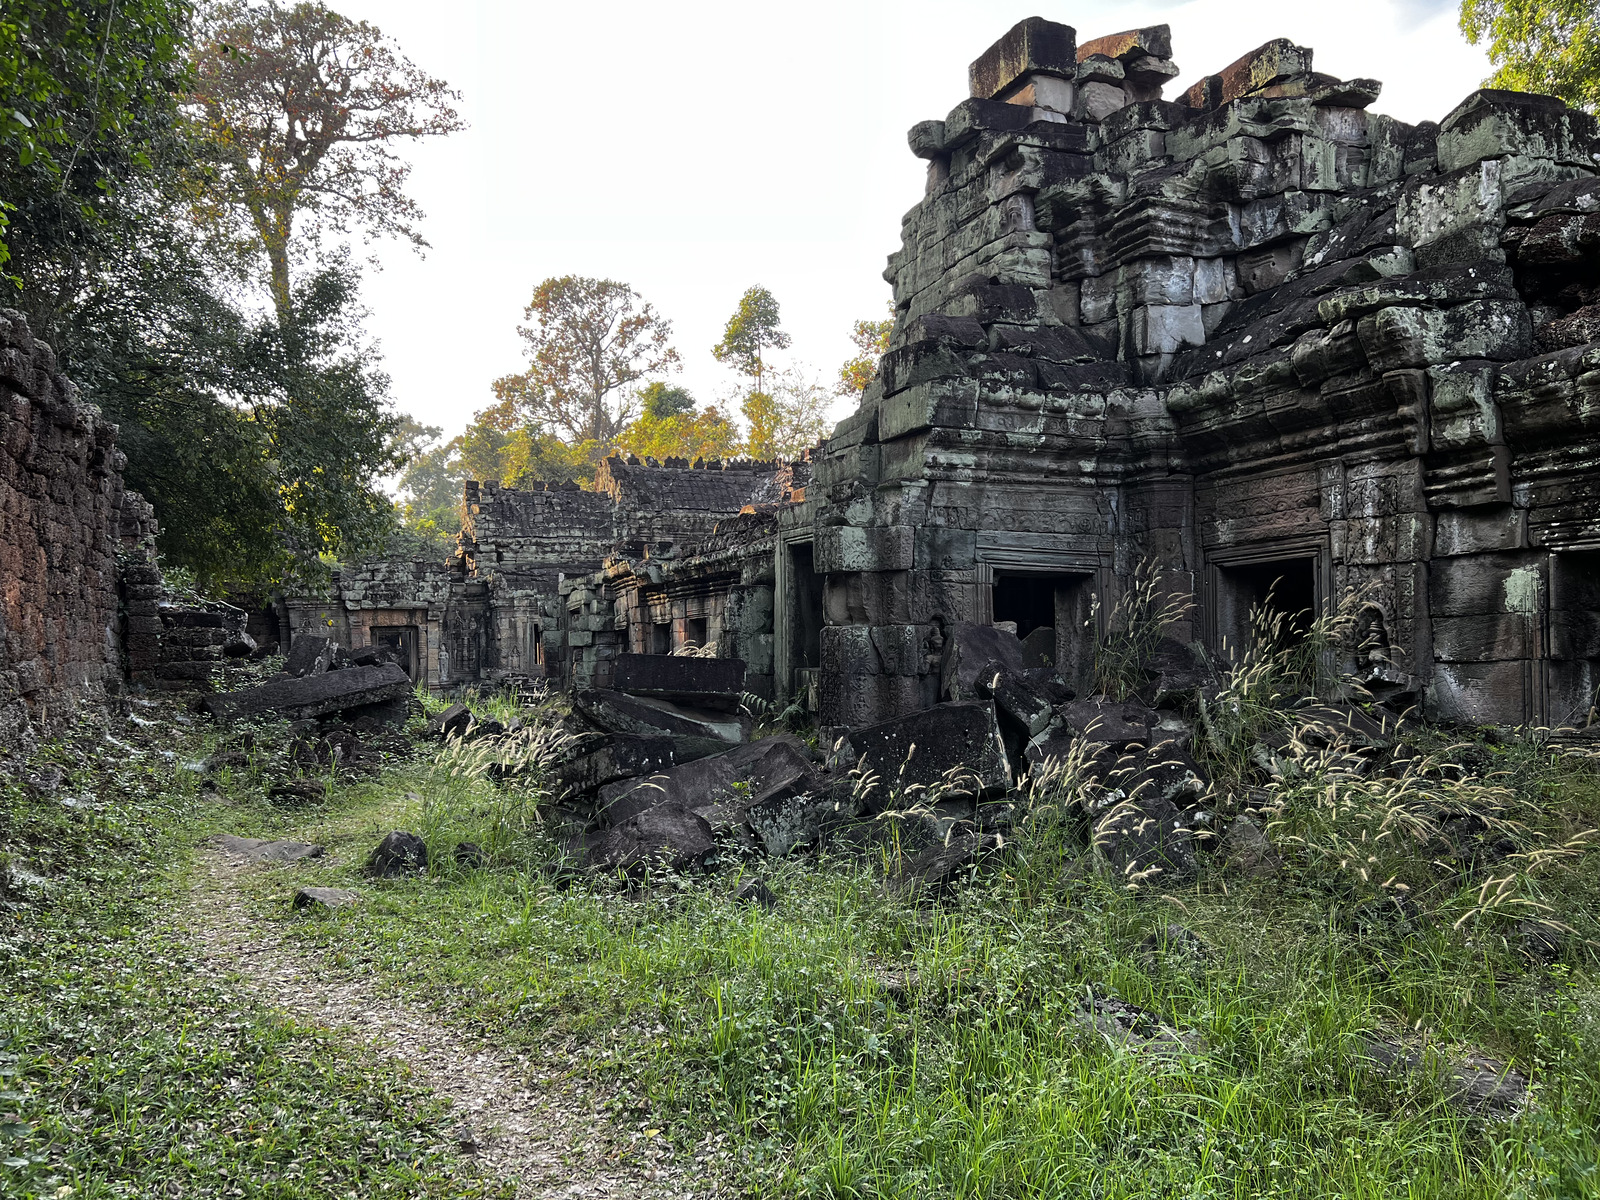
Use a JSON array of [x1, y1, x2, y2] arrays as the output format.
[[595, 456, 786, 557], [284, 559, 454, 687], [801, 17, 1600, 730], [0, 310, 130, 743]]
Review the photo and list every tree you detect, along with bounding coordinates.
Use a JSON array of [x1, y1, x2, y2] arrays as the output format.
[[3, 3, 431, 585], [712, 285, 791, 396], [838, 309, 894, 396], [188, 0, 464, 323], [1, 0, 193, 288], [1460, 0, 1600, 111], [613, 402, 741, 463], [492, 276, 680, 445], [639, 381, 696, 419], [89, 258, 406, 585], [742, 365, 832, 461]]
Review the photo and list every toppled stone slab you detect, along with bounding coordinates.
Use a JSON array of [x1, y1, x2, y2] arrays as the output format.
[[942, 622, 1029, 701], [1093, 793, 1197, 886], [216, 835, 324, 863], [597, 735, 818, 828], [1360, 1036, 1532, 1123], [733, 876, 778, 909], [850, 702, 1011, 800], [573, 689, 749, 759], [892, 832, 1000, 898], [1292, 703, 1402, 749], [554, 733, 677, 799], [588, 802, 715, 874], [367, 830, 428, 877], [975, 661, 1056, 738], [197, 663, 412, 723], [1076, 992, 1201, 1056], [294, 886, 359, 911], [283, 635, 348, 678], [613, 653, 747, 712], [430, 702, 473, 738], [1060, 697, 1161, 747], [1219, 815, 1282, 877]]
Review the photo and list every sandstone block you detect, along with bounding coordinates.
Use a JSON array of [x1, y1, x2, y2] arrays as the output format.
[[969, 17, 1077, 100]]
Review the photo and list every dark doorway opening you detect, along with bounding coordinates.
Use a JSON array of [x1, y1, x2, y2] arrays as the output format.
[[1550, 551, 1600, 723], [371, 625, 420, 680], [789, 542, 824, 670], [651, 622, 671, 655], [993, 574, 1058, 639], [684, 616, 709, 650], [989, 571, 1096, 685], [1215, 557, 1317, 658]]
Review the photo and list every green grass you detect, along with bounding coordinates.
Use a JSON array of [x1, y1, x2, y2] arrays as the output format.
[[229, 727, 1600, 1199], [8, 699, 1600, 1199], [0, 712, 505, 1200]]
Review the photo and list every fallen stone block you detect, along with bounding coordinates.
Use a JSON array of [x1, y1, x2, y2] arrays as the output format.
[[284, 635, 348, 678], [1137, 638, 1216, 708], [613, 653, 747, 712], [216, 835, 323, 863], [892, 832, 1000, 898], [223, 632, 258, 659], [1076, 991, 1200, 1056], [597, 735, 818, 827], [573, 689, 749, 758], [293, 886, 359, 911], [1060, 697, 1160, 747], [1093, 793, 1197, 886], [744, 782, 862, 857], [850, 702, 1011, 801], [1122, 744, 1208, 808], [588, 802, 715, 874], [941, 622, 1029, 701], [554, 734, 677, 799], [974, 661, 1055, 738], [1219, 815, 1282, 877], [197, 663, 412, 723], [1291, 703, 1402, 749], [366, 830, 428, 877], [733, 876, 778, 909], [430, 702, 473, 738]]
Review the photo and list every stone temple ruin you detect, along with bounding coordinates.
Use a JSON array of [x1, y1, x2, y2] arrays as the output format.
[[285, 16, 1600, 732], [6, 16, 1600, 752]]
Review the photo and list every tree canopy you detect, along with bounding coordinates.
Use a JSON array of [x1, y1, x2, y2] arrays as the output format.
[[2, 0, 459, 586], [742, 366, 831, 461], [1, 0, 193, 291], [1460, 0, 1600, 111], [712, 285, 790, 396], [492, 276, 681, 445], [189, 0, 465, 322], [838, 310, 894, 397]]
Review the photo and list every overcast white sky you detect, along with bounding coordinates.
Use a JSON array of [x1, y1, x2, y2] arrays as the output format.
[[330, 0, 1490, 445]]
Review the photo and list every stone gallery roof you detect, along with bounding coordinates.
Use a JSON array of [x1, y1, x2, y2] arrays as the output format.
[[595, 457, 786, 514]]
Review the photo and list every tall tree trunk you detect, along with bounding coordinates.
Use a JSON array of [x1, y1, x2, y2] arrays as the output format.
[[265, 233, 293, 328]]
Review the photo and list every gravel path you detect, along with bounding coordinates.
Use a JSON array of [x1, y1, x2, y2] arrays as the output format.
[[186, 842, 726, 1199]]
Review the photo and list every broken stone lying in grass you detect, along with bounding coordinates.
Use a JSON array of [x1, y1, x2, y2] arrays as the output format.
[[293, 886, 360, 911], [846, 701, 1012, 802], [197, 663, 412, 723], [216, 835, 324, 863], [572, 689, 749, 762], [367, 830, 428, 877]]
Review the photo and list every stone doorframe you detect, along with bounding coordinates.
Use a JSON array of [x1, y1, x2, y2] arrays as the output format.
[[1201, 536, 1332, 662]]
